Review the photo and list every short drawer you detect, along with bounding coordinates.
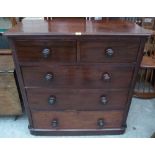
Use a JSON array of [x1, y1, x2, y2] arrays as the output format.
[[27, 89, 128, 110], [15, 40, 76, 63], [31, 110, 124, 129], [21, 64, 134, 89], [80, 38, 140, 63]]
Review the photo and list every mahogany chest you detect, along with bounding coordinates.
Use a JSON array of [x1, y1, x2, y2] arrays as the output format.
[[4, 18, 151, 135]]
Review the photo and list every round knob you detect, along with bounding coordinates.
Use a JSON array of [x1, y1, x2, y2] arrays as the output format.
[[45, 73, 54, 81], [48, 96, 56, 105], [42, 48, 50, 58], [105, 48, 114, 57], [102, 72, 111, 81], [51, 119, 58, 128], [100, 95, 108, 105], [97, 119, 104, 128]]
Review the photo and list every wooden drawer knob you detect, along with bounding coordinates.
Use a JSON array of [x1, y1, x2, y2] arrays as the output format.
[[45, 72, 54, 81], [100, 95, 108, 105], [97, 119, 104, 128], [105, 48, 114, 57], [102, 72, 111, 81], [42, 48, 50, 58], [48, 96, 56, 105], [51, 119, 58, 128]]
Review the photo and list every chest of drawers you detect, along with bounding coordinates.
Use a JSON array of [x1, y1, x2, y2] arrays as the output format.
[[4, 18, 151, 135]]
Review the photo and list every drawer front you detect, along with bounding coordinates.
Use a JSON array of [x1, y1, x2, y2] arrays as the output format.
[[80, 39, 140, 63], [15, 40, 76, 63], [31, 110, 124, 129], [27, 89, 128, 110], [22, 64, 134, 89]]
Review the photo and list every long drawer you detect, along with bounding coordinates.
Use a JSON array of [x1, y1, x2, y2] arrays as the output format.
[[27, 89, 128, 110], [15, 40, 76, 63], [21, 64, 134, 89], [31, 110, 124, 129], [80, 38, 140, 63]]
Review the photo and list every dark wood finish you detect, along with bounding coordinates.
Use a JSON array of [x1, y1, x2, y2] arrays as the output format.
[[8, 40, 33, 126], [4, 18, 151, 136], [26, 89, 128, 110], [22, 64, 134, 89], [80, 39, 140, 63], [14, 40, 76, 63], [29, 127, 125, 136], [5, 18, 151, 36], [31, 110, 124, 129]]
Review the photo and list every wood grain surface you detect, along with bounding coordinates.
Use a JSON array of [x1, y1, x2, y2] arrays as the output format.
[[4, 18, 151, 135]]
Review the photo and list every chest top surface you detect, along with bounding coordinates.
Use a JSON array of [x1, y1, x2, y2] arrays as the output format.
[[4, 18, 152, 37]]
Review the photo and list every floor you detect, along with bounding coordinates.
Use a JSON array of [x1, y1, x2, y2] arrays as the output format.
[[0, 97, 155, 138]]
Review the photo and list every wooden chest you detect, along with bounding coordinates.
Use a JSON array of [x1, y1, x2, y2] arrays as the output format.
[[4, 18, 151, 135]]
